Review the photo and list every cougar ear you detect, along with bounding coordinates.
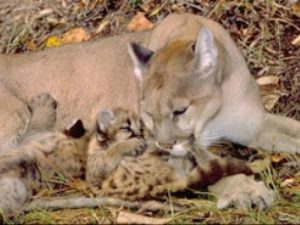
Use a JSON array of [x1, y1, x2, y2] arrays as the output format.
[[97, 109, 115, 132], [128, 42, 154, 81], [194, 27, 218, 78], [64, 119, 86, 138]]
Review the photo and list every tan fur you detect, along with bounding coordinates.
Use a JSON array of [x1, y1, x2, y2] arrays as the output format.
[[0, 13, 290, 209], [86, 108, 253, 201], [0, 93, 89, 216], [0, 33, 146, 150], [128, 14, 300, 154]]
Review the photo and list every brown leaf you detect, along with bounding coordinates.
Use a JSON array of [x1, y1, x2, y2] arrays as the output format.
[[61, 28, 91, 44], [291, 34, 300, 46], [127, 12, 154, 32], [261, 93, 281, 111], [25, 40, 37, 51], [291, 0, 300, 17], [117, 211, 170, 224], [257, 76, 281, 111], [95, 20, 110, 34], [281, 178, 295, 187], [256, 75, 280, 86], [271, 152, 288, 163]]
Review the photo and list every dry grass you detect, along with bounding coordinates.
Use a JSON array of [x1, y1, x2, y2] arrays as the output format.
[[0, 0, 299, 224]]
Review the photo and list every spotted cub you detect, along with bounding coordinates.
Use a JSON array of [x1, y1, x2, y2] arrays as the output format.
[[0, 93, 89, 217], [86, 108, 253, 200]]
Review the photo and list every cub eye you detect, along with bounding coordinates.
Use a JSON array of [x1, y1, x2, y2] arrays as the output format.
[[121, 126, 131, 132], [174, 107, 188, 116]]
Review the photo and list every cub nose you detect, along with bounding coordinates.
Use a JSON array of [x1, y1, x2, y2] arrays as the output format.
[[157, 140, 177, 149]]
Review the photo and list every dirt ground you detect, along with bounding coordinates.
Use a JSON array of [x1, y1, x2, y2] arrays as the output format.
[[0, 0, 300, 224]]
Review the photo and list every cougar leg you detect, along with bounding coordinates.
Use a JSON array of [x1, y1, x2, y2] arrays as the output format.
[[0, 83, 31, 154], [250, 113, 300, 153]]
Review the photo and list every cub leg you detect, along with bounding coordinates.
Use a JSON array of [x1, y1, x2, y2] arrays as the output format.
[[0, 93, 58, 217], [185, 147, 253, 188], [208, 174, 274, 210], [0, 177, 28, 217], [25, 93, 57, 135], [0, 83, 31, 153], [0, 93, 58, 173], [86, 138, 147, 186]]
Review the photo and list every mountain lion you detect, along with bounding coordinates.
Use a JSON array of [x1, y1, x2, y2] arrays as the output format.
[[0, 13, 298, 208], [128, 15, 300, 154]]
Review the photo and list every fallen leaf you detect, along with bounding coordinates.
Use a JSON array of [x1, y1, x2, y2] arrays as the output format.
[[127, 12, 154, 32], [149, 5, 164, 17], [271, 152, 288, 163], [95, 20, 110, 34], [257, 76, 281, 111], [25, 40, 37, 51], [45, 36, 63, 48], [291, 0, 300, 17], [117, 211, 170, 224], [61, 28, 91, 44], [140, 2, 151, 12], [256, 75, 280, 86], [291, 34, 300, 46], [261, 93, 281, 111], [281, 178, 295, 187]]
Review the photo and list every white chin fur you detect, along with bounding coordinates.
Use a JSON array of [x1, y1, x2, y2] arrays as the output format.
[[171, 143, 188, 157], [134, 68, 143, 81]]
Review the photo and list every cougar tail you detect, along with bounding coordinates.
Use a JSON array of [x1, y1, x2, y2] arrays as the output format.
[[251, 113, 300, 153]]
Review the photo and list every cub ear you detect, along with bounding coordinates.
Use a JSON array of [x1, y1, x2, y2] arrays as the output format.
[[128, 42, 154, 80], [64, 119, 86, 139], [97, 109, 115, 133], [194, 27, 218, 78]]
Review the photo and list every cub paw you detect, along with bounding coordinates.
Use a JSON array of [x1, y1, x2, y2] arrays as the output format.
[[122, 138, 147, 157], [28, 93, 57, 131], [29, 93, 57, 112], [208, 174, 274, 210]]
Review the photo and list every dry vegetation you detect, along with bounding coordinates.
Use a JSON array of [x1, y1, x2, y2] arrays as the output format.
[[0, 0, 300, 224]]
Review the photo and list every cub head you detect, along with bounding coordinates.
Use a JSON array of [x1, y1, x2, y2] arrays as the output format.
[[128, 27, 225, 146], [45, 119, 89, 179], [96, 108, 145, 144]]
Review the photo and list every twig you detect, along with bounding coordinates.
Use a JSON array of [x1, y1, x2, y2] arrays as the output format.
[[24, 196, 183, 212]]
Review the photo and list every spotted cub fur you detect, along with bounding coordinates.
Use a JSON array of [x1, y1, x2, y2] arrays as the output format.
[[86, 108, 253, 200], [0, 93, 89, 216]]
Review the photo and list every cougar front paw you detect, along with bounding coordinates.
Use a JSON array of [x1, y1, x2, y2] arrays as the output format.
[[208, 174, 274, 210], [122, 138, 147, 157], [28, 93, 57, 131]]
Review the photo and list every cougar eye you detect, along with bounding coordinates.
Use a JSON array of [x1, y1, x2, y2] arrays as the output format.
[[174, 107, 188, 116]]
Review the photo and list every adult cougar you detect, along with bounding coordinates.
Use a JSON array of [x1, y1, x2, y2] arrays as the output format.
[[0, 13, 297, 209], [128, 14, 300, 154]]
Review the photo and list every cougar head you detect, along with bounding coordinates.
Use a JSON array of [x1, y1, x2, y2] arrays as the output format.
[[128, 28, 226, 147]]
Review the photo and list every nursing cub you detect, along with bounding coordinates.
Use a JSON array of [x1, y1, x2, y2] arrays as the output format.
[[0, 93, 89, 216], [86, 108, 255, 201]]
